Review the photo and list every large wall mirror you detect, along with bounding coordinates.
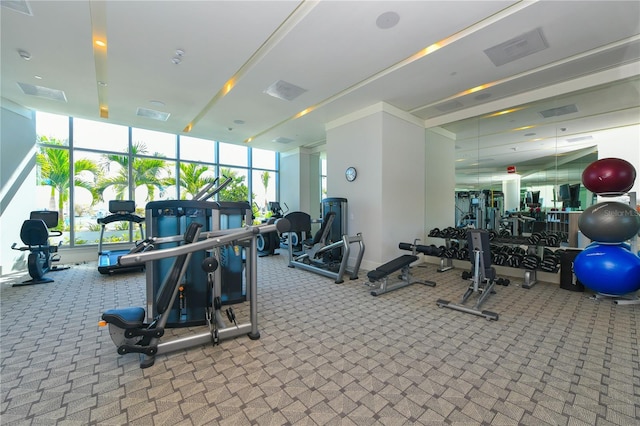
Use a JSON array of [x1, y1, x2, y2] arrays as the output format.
[[435, 75, 639, 247]]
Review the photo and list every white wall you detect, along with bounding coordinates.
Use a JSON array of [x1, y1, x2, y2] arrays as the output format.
[[1, 101, 38, 275], [279, 147, 321, 216], [279, 149, 302, 212], [327, 103, 426, 268], [380, 112, 426, 260], [327, 113, 382, 266]]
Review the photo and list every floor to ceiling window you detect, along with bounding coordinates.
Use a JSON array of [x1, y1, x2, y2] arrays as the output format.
[[34, 111, 279, 247]]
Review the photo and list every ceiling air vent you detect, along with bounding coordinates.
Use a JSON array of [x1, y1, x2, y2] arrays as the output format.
[[484, 28, 548, 67], [1, 0, 32, 15], [566, 135, 594, 143], [273, 136, 294, 144], [435, 100, 463, 112], [264, 80, 307, 101], [17, 82, 67, 102], [136, 107, 170, 121], [538, 104, 578, 118]]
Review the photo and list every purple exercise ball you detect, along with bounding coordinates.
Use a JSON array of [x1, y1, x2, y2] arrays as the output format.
[[582, 157, 636, 196]]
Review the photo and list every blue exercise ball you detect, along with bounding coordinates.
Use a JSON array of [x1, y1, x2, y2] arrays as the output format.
[[574, 244, 640, 295], [578, 201, 640, 243]]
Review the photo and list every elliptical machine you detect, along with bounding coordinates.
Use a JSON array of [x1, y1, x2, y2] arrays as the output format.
[[11, 210, 68, 286], [256, 201, 287, 257]]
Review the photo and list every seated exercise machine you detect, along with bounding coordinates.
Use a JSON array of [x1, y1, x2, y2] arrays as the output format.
[[100, 218, 290, 368], [436, 229, 500, 321], [367, 240, 436, 296], [287, 211, 365, 283], [256, 201, 287, 257], [11, 210, 68, 286], [97, 200, 147, 275]]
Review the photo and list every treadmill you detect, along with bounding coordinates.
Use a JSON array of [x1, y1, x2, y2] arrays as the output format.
[[98, 200, 146, 274]]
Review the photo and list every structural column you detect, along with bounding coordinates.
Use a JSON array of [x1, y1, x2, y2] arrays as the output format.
[[326, 103, 428, 268]]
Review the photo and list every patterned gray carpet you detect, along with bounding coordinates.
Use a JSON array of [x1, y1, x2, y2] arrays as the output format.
[[1, 250, 639, 425]]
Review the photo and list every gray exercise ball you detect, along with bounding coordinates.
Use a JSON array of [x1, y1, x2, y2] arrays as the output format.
[[578, 201, 640, 243]]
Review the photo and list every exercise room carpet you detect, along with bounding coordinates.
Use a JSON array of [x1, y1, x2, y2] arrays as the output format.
[[1, 251, 639, 425]]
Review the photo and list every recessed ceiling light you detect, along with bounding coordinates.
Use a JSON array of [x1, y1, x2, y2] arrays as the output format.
[[171, 49, 185, 65], [376, 11, 400, 29], [149, 100, 165, 107], [34, 75, 42, 80], [233, 119, 245, 125], [273, 136, 294, 144], [97, 81, 107, 87], [17, 49, 31, 60]]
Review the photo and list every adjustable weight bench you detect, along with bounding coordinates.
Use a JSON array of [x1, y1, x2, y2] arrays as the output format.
[[436, 229, 499, 320], [368, 241, 436, 296]]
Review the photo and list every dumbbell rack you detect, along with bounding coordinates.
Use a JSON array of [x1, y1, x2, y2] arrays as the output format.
[[438, 238, 454, 272], [428, 226, 566, 288]]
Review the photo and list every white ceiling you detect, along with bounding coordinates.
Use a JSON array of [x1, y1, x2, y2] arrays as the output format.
[[2, 0, 639, 178]]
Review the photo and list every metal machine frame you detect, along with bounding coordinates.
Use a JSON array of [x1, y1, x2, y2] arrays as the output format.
[[436, 229, 499, 321], [101, 219, 290, 368]]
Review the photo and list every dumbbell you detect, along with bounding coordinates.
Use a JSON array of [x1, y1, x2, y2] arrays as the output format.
[[493, 253, 508, 266], [461, 270, 472, 280], [496, 278, 510, 286], [528, 233, 542, 245], [457, 247, 469, 260], [444, 247, 458, 258], [507, 254, 523, 268], [546, 234, 559, 247], [512, 247, 526, 256], [540, 256, 559, 272], [521, 254, 541, 270]]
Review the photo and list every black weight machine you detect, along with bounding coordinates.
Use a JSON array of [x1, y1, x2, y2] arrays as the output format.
[[97, 200, 147, 275], [367, 240, 436, 296], [436, 229, 500, 321], [100, 217, 291, 368], [11, 210, 69, 286]]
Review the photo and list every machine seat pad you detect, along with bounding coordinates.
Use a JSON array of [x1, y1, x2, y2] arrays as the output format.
[[102, 307, 145, 329], [368, 255, 417, 281]]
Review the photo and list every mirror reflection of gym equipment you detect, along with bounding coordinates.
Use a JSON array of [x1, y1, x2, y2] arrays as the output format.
[[455, 190, 503, 232]]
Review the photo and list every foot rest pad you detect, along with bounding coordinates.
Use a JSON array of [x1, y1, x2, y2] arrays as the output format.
[[367, 255, 417, 281], [102, 307, 145, 329]]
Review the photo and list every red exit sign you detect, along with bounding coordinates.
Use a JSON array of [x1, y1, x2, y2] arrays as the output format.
[[507, 165, 517, 174]]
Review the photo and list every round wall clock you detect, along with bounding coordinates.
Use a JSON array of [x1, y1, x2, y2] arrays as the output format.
[[345, 166, 357, 182]]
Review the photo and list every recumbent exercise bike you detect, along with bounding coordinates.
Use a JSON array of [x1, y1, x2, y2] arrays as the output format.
[[11, 210, 69, 286]]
